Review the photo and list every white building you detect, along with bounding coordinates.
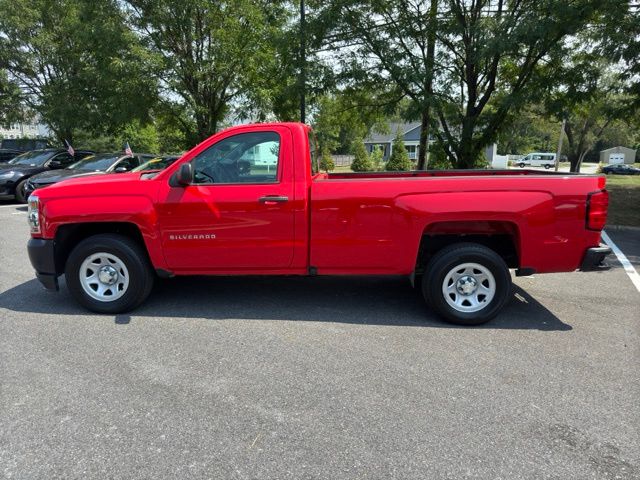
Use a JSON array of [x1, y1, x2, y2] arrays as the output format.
[[0, 121, 50, 139]]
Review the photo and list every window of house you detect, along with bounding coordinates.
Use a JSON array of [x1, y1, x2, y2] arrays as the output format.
[[406, 145, 419, 160]]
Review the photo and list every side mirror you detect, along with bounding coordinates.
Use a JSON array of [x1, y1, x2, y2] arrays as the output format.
[[114, 166, 129, 173], [174, 162, 193, 186], [48, 160, 62, 169]]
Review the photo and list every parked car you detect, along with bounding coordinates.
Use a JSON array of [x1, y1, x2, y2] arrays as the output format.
[[24, 152, 156, 198], [601, 164, 640, 175], [27, 122, 611, 326], [0, 148, 22, 163], [0, 149, 93, 203], [132, 155, 181, 172], [518, 152, 556, 168]]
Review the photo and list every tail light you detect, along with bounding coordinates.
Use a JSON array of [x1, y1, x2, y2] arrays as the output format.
[[586, 190, 608, 231]]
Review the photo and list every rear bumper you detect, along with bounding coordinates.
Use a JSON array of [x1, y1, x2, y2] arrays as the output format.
[[27, 238, 59, 291], [579, 245, 612, 272]]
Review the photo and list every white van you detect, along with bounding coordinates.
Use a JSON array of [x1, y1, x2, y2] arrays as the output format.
[[518, 152, 556, 169]]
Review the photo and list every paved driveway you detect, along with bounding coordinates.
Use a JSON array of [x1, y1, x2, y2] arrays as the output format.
[[0, 203, 638, 479]]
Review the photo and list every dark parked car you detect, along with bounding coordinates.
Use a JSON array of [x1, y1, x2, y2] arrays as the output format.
[[601, 164, 640, 175], [132, 155, 180, 172], [24, 152, 156, 198], [0, 149, 21, 163], [0, 149, 93, 203]]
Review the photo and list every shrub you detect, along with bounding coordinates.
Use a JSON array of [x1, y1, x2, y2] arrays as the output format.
[[320, 148, 335, 172], [369, 146, 384, 171], [385, 129, 412, 171], [350, 138, 373, 172]]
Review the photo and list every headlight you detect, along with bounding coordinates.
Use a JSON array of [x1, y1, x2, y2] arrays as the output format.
[[27, 195, 41, 234]]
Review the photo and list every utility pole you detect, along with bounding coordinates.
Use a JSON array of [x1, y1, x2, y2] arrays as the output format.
[[299, 0, 306, 124], [554, 118, 566, 172]]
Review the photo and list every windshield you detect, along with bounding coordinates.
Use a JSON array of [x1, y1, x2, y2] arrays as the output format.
[[9, 151, 55, 166], [133, 156, 178, 172], [69, 154, 121, 171]]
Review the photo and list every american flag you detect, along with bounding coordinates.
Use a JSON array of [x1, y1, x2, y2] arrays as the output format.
[[124, 142, 133, 157], [64, 140, 74, 157]]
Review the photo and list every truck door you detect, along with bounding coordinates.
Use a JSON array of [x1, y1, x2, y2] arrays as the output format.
[[156, 126, 296, 271]]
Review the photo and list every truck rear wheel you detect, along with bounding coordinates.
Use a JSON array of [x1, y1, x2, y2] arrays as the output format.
[[422, 243, 512, 325], [65, 234, 154, 314]]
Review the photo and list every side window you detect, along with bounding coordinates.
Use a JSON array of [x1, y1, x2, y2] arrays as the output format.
[[118, 157, 138, 171], [192, 131, 280, 184], [54, 153, 74, 166]]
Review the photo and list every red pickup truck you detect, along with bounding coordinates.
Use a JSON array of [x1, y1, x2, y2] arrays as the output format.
[[27, 122, 611, 325]]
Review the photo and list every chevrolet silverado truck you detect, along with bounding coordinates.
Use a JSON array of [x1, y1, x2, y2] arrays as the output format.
[[26, 122, 611, 325]]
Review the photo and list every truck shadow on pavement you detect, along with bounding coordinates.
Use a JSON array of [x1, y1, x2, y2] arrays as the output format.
[[0, 276, 571, 331]]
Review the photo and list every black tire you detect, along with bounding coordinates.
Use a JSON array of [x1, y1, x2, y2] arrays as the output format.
[[15, 179, 28, 203], [544, 164, 550, 169], [65, 234, 154, 314], [422, 243, 512, 326], [519, 163, 525, 168]]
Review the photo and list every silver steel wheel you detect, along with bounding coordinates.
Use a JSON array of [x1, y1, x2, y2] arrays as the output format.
[[79, 252, 130, 302], [442, 262, 496, 313]]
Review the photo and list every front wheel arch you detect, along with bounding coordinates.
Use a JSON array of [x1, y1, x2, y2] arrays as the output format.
[[65, 233, 154, 313]]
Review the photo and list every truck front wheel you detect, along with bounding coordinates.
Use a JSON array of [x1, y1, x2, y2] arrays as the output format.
[[65, 234, 154, 314], [422, 243, 512, 325]]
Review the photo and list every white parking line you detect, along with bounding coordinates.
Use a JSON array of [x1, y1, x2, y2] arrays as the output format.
[[0, 204, 20, 209], [602, 230, 640, 293]]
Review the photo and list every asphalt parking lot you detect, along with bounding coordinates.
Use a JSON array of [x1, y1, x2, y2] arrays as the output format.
[[0, 202, 638, 479]]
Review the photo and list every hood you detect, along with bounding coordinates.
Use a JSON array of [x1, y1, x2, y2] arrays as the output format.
[[29, 169, 103, 185], [0, 164, 46, 176], [35, 172, 157, 202]]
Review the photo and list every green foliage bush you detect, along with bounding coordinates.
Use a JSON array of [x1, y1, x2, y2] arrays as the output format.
[[320, 148, 335, 172], [369, 146, 384, 171], [385, 130, 412, 171], [350, 138, 373, 172]]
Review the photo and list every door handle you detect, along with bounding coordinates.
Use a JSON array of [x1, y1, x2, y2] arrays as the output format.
[[259, 195, 289, 204]]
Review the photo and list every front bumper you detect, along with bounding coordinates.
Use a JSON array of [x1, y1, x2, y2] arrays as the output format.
[[27, 238, 59, 291], [0, 180, 16, 197], [580, 245, 612, 272]]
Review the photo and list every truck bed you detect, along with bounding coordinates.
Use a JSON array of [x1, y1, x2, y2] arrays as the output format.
[[323, 168, 579, 180]]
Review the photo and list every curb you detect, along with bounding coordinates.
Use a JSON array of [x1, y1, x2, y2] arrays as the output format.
[[605, 225, 640, 233]]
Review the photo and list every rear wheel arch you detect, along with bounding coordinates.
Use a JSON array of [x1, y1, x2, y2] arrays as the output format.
[[414, 221, 521, 276]]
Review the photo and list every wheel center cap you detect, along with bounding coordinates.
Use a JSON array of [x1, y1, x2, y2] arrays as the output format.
[[456, 275, 478, 295], [98, 265, 119, 285]]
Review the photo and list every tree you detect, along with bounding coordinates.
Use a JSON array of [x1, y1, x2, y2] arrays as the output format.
[[496, 105, 558, 155], [369, 146, 384, 171], [0, 70, 24, 126], [312, 93, 386, 154], [319, 147, 335, 172], [385, 129, 412, 171], [125, 0, 290, 142], [350, 137, 373, 171], [545, 51, 631, 172], [316, 0, 620, 169], [0, 0, 157, 143]]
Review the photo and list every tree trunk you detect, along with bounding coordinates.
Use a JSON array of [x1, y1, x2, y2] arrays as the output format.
[[457, 117, 479, 168], [417, 107, 430, 170], [568, 153, 581, 173], [416, 0, 438, 170]]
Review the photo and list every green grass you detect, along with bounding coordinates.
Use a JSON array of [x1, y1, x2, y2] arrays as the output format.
[[605, 174, 640, 227]]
